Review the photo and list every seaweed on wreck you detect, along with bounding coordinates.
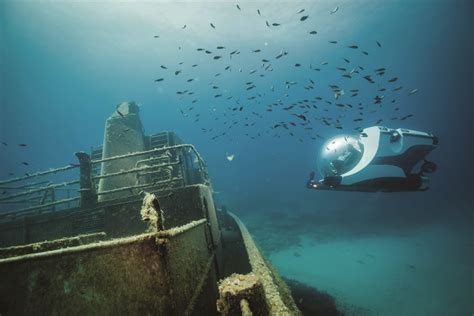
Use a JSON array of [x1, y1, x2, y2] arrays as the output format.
[[283, 277, 342, 316]]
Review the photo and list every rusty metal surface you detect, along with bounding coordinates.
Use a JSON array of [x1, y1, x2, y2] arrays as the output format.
[[228, 213, 301, 316], [0, 218, 219, 316]]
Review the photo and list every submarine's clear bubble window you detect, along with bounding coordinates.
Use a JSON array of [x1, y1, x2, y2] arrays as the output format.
[[317, 135, 364, 177]]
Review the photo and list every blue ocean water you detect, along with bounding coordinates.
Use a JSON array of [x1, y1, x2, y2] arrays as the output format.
[[1, 1, 472, 315]]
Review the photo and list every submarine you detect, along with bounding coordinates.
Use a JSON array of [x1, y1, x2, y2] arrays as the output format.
[[307, 125, 438, 192]]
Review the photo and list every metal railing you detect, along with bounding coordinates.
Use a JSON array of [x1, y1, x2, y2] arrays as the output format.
[[0, 144, 210, 223]]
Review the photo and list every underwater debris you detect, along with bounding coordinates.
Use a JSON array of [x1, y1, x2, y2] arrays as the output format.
[[140, 191, 164, 232], [216, 273, 267, 315]]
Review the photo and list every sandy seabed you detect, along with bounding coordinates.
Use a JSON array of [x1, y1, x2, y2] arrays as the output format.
[[244, 213, 472, 316]]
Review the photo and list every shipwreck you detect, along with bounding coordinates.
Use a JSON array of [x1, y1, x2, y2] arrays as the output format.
[[0, 102, 301, 315]]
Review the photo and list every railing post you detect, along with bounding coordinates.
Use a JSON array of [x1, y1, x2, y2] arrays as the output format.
[[75, 152, 97, 208]]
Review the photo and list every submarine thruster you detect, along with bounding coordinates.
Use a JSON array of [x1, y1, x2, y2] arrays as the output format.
[[307, 126, 438, 192]]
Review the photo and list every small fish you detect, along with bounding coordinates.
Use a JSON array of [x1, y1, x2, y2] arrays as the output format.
[[343, 58, 350, 63], [400, 114, 413, 120], [300, 15, 309, 21], [272, 23, 281, 26], [236, 4, 241, 10], [330, 6, 339, 14], [225, 152, 235, 161], [408, 88, 419, 95], [293, 114, 307, 121], [175, 70, 181, 75], [210, 23, 216, 29], [182, 25, 187, 29], [362, 51, 369, 55], [22, 162, 29, 166], [1, 142, 7, 146], [388, 77, 398, 83], [18, 143, 27, 147], [155, 78, 164, 82], [257, 9, 261, 15], [216, 46, 225, 49], [196, 48, 205, 51], [348, 44, 358, 49], [192, 64, 198, 67], [329, 40, 337, 44], [153, 35, 159, 38], [187, 78, 194, 82], [116, 110, 125, 118], [363, 75, 374, 83], [393, 86, 402, 91], [376, 40, 382, 47], [295, 63, 301, 67], [309, 30, 317, 35], [213, 56, 222, 60], [297, 9, 305, 14], [266, 20, 270, 27], [160, 65, 168, 69], [252, 49, 261, 53]]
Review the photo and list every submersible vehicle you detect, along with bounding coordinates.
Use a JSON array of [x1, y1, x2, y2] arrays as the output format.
[[307, 125, 438, 192], [0, 102, 301, 315]]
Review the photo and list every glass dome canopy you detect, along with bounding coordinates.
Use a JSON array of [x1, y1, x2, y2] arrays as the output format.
[[317, 134, 364, 177]]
